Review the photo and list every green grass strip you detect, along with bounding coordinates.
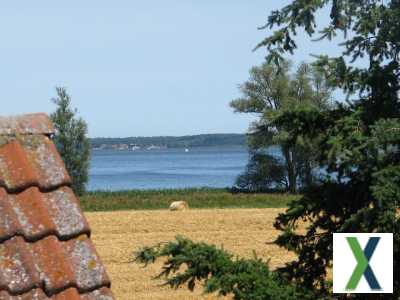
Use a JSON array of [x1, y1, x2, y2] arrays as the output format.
[[80, 188, 299, 212]]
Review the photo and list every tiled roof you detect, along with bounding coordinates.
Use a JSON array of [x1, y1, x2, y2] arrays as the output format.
[[0, 114, 114, 299]]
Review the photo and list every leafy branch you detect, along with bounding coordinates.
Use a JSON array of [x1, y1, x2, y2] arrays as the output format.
[[134, 236, 318, 300]]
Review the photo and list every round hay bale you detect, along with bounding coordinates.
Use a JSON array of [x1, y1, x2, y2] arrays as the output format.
[[169, 201, 189, 211]]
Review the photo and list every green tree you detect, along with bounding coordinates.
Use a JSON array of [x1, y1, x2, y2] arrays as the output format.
[[235, 151, 288, 192], [50, 87, 91, 196], [231, 61, 332, 193], [256, 1, 400, 299]]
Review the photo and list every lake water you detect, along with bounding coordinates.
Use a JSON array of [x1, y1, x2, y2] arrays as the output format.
[[88, 146, 249, 191]]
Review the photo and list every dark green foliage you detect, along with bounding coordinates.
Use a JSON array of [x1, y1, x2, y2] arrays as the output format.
[[134, 236, 318, 300], [273, 108, 399, 299], [235, 152, 288, 191], [50, 87, 91, 196], [256, 0, 400, 298], [231, 61, 332, 193]]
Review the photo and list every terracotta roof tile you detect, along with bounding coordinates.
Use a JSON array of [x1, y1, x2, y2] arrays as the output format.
[[0, 187, 55, 242], [66, 235, 110, 292], [0, 140, 37, 191], [80, 287, 114, 300], [0, 287, 114, 300], [0, 236, 40, 294], [0, 231, 110, 296], [0, 288, 49, 300], [43, 187, 90, 238], [0, 114, 114, 299], [0, 136, 71, 192], [0, 187, 90, 242], [0, 113, 54, 136]]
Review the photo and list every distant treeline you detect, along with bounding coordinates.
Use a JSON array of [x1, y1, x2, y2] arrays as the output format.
[[90, 133, 247, 148]]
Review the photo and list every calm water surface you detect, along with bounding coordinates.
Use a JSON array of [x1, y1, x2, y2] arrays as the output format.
[[88, 146, 249, 190]]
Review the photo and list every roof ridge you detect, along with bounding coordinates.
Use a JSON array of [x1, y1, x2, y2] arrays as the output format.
[[0, 113, 54, 136]]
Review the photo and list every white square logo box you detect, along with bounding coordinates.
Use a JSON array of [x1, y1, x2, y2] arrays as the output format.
[[333, 233, 393, 294]]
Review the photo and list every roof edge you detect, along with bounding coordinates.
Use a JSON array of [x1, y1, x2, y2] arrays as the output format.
[[0, 113, 54, 136]]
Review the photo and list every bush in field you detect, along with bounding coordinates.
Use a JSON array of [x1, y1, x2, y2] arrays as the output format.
[[135, 236, 317, 300]]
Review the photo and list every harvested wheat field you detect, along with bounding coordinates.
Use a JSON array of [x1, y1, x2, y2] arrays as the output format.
[[87, 208, 296, 300]]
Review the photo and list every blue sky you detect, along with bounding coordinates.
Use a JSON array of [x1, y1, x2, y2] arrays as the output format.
[[0, 1, 341, 137]]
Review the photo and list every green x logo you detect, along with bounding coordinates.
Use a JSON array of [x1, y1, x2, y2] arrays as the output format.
[[346, 237, 381, 291]]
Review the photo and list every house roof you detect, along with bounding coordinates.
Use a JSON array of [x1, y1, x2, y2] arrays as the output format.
[[0, 113, 114, 299]]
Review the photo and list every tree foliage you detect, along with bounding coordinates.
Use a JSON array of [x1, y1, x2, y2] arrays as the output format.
[[50, 87, 91, 195], [256, 1, 400, 299], [231, 61, 332, 193], [135, 236, 317, 300], [235, 152, 288, 191]]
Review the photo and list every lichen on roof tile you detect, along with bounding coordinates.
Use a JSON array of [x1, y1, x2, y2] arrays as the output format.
[[0, 136, 70, 191], [66, 236, 110, 292], [0, 288, 49, 300], [0, 237, 41, 294], [0, 187, 89, 242], [0, 113, 113, 299], [0, 286, 114, 300], [22, 135, 71, 190], [44, 187, 90, 238], [0, 140, 37, 191], [11, 188, 56, 240], [0, 114, 54, 136], [80, 287, 114, 300], [31, 236, 76, 294], [0, 188, 20, 241]]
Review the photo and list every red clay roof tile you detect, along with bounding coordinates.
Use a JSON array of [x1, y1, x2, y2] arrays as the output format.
[[0, 187, 90, 242], [0, 114, 113, 299], [32, 236, 76, 294], [13, 187, 58, 240], [0, 236, 41, 294], [0, 288, 49, 300], [0, 234, 110, 297], [53, 288, 82, 300], [0, 287, 115, 300], [42, 187, 90, 238], [0, 135, 71, 191], [0, 189, 21, 241], [0, 113, 54, 136], [0, 140, 37, 191], [65, 235, 110, 292], [80, 287, 114, 300]]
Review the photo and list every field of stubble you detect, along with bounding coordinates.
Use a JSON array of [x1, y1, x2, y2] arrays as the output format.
[[87, 208, 295, 300]]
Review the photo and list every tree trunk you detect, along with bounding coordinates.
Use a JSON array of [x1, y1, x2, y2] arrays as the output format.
[[282, 147, 297, 194], [304, 160, 313, 188]]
